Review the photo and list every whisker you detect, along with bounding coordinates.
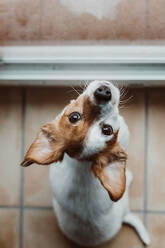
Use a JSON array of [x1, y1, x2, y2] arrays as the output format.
[[66, 89, 77, 95], [119, 105, 130, 110], [119, 95, 134, 106], [80, 81, 87, 90], [79, 80, 90, 92], [120, 91, 129, 101], [119, 87, 128, 99], [79, 84, 84, 90], [71, 86, 81, 96], [84, 80, 90, 88]]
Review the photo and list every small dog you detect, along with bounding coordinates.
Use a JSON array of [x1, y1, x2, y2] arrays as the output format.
[[21, 81, 150, 246]]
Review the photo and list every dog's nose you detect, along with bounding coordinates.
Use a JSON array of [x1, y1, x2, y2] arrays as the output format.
[[94, 85, 111, 102]]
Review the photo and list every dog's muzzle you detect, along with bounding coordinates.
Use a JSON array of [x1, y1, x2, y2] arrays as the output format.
[[94, 85, 111, 103]]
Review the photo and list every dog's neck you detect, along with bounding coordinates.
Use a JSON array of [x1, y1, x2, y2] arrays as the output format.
[[63, 153, 93, 174], [59, 153, 114, 208]]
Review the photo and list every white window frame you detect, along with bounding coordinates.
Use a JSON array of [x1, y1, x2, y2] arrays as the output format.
[[1, 45, 165, 86]]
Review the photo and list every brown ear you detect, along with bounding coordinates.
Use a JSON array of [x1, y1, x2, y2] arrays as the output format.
[[92, 145, 127, 202], [21, 123, 64, 167]]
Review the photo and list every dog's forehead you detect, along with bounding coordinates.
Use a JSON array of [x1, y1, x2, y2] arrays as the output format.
[[62, 94, 101, 123], [64, 95, 84, 114]]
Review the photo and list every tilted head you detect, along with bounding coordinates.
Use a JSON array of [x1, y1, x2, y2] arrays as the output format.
[[21, 80, 127, 201]]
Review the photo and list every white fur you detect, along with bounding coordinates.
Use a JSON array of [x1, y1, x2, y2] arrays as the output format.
[[81, 114, 120, 158], [84, 80, 120, 117], [50, 81, 150, 246], [123, 213, 150, 245]]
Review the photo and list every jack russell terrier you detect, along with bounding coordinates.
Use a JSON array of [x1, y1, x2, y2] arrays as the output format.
[[21, 81, 150, 246]]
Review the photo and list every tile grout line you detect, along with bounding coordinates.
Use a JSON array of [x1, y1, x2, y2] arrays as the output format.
[[19, 88, 26, 248], [1, 205, 165, 215], [133, 209, 165, 215], [0, 205, 52, 210], [144, 88, 149, 228], [24, 206, 53, 211]]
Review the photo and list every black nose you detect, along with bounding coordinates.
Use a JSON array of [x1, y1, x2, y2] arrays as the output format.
[[94, 86, 111, 102]]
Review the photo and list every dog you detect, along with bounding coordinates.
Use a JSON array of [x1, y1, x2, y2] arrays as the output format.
[[21, 80, 150, 246]]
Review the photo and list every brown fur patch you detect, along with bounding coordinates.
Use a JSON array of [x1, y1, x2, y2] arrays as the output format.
[[21, 122, 65, 167], [21, 95, 101, 166], [55, 95, 100, 158], [91, 132, 127, 201]]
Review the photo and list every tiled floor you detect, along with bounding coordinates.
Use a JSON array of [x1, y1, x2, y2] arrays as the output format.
[[0, 86, 165, 248]]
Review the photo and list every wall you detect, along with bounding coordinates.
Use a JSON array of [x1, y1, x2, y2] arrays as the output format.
[[0, 0, 165, 44]]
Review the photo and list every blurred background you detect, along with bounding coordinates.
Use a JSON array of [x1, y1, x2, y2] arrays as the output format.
[[0, 0, 165, 44], [0, 0, 165, 248]]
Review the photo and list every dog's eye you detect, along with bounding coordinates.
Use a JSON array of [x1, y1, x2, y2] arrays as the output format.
[[102, 124, 113, 136], [69, 112, 81, 123]]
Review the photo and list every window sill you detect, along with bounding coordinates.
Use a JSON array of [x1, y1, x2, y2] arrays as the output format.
[[1, 45, 165, 86]]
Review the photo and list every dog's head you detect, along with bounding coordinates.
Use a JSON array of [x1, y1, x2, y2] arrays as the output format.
[[21, 81, 127, 201]]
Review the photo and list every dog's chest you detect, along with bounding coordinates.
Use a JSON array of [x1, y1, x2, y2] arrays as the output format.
[[50, 156, 127, 245], [50, 158, 113, 222]]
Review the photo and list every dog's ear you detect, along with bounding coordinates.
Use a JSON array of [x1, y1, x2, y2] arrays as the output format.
[[21, 122, 64, 167], [92, 145, 127, 202]]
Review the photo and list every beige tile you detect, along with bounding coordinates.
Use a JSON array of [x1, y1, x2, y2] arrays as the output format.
[[24, 210, 144, 248], [148, 214, 165, 248], [121, 89, 145, 211], [99, 215, 144, 248], [148, 89, 165, 211], [147, 0, 165, 39], [24, 87, 77, 206], [0, 209, 19, 248], [0, 88, 21, 205], [108, 225, 143, 248], [24, 209, 79, 248]]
